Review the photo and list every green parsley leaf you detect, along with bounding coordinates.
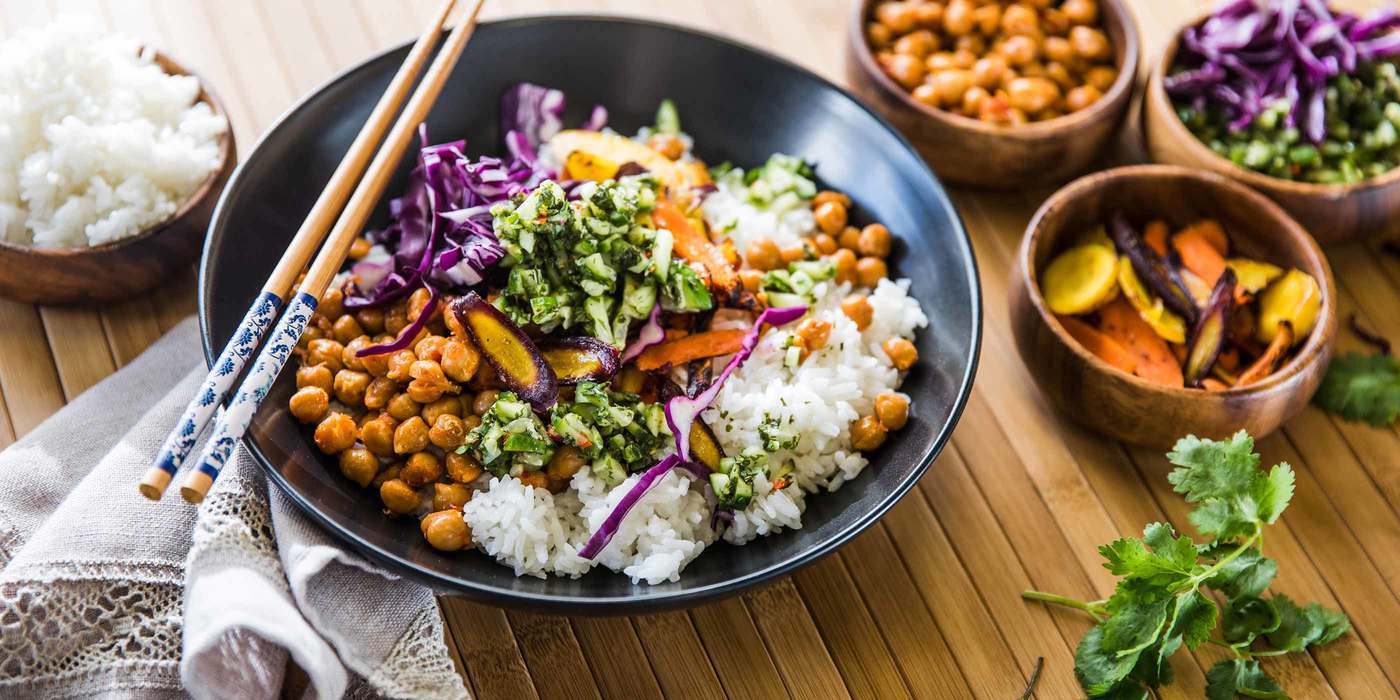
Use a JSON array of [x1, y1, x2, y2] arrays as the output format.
[[1168, 589, 1219, 651], [1204, 546, 1277, 598], [1167, 432, 1285, 539], [1099, 523, 1198, 586], [1222, 596, 1281, 645], [1075, 625, 1141, 696], [1314, 352, 1400, 426], [1102, 588, 1173, 657], [1252, 464, 1295, 524], [1096, 682, 1151, 700], [1205, 659, 1287, 700], [1267, 594, 1350, 652]]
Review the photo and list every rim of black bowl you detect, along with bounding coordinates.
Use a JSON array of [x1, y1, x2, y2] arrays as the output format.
[[198, 14, 983, 612]]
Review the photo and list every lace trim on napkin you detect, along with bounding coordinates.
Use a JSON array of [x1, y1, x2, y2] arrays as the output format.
[[364, 605, 468, 700]]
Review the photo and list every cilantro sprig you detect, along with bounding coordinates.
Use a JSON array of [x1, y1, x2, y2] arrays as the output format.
[[1314, 352, 1400, 426], [1022, 431, 1350, 699]]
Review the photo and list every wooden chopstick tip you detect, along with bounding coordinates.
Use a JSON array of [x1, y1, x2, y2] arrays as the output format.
[[138, 467, 173, 501], [180, 470, 214, 504]]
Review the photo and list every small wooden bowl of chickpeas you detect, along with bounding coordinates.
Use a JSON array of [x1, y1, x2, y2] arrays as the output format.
[[846, 0, 1140, 188]]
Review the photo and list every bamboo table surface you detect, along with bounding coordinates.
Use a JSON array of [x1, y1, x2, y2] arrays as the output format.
[[8, 1, 1400, 697]]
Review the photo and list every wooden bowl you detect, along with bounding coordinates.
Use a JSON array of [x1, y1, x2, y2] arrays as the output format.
[[0, 49, 235, 305], [845, 0, 1140, 188], [1144, 17, 1400, 245], [1009, 165, 1336, 449]]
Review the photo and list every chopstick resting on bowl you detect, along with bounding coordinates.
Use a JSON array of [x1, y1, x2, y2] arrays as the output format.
[[174, 0, 488, 504], [137, 0, 464, 501]]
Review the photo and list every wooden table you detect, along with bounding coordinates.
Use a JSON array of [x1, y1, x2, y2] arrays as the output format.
[[8, 1, 1400, 697]]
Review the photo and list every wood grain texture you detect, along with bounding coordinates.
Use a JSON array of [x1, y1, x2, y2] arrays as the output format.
[[6, 1, 1400, 699]]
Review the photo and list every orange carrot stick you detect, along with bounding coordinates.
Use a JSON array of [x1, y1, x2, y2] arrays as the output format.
[[1178, 219, 1229, 256], [1171, 230, 1228, 287], [1237, 321, 1294, 386], [1058, 315, 1137, 375], [653, 201, 739, 297], [1144, 220, 1170, 257], [1098, 298, 1184, 386], [636, 328, 747, 371]]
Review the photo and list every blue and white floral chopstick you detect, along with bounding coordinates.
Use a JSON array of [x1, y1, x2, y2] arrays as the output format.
[[176, 0, 486, 503], [138, 0, 463, 500]]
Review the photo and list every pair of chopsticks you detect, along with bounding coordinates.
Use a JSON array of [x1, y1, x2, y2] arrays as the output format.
[[139, 0, 486, 503]]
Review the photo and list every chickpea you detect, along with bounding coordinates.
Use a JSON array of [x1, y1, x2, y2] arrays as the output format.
[[333, 370, 371, 406], [319, 288, 345, 321], [883, 336, 919, 371], [415, 335, 447, 363], [850, 415, 889, 451], [401, 451, 443, 487], [1042, 36, 1074, 65], [925, 51, 958, 73], [779, 243, 808, 265], [1007, 107, 1031, 126], [360, 347, 390, 378], [1045, 61, 1075, 91], [837, 226, 863, 251], [1000, 67, 1021, 90], [841, 294, 875, 330], [1019, 61, 1047, 79], [954, 34, 986, 57], [1065, 84, 1103, 113], [339, 336, 369, 372], [875, 393, 911, 430], [1042, 7, 1071, 35], [832, 248, 858, 285], [517, 470, 550, 490], [1085, 65, 1118, 92], [1007, 77, 1061, 114], [962, 85, 992, 115], [647, 133, 686, 160], [296, 364, 334, 392], [339, 447, 379, 487], [420, 394, 460, 425], [739, 268, 764, 293], [545, 446, 587, 485], [332, 315, 364, 345], [385, 349, 416, 382], [355, 376, 390, 411], [893, 29, 937, 59], [973, 4, 1001, 36], [429, 414, 467, 450], [384, 304, 409, 336], [446, 451, 485, 484], [306, 339, 345, 373], [856, 257, 889, 287], [314, 413, 357, 455], [952, 49, 978, 70], [407, 287, 434, 324], [867, 21, 893, 49], [472, 389, 500, 416], [858, 224, 893, 258], [298, 325, 326, 349], [1001, 3, 1040, 36], [408, 360, 454, 404], [812, 190, 852, 209], [875, 1, 919, 34], [914, 1, 943, 28], [931, 69, 973, 106], [379, 479, 420, 515], [905, 83, 933, 107], [439, 340, 480, 383], [745, 236, 782, 271], [810, 233, 838, 256], [371, 463, 402, 490], [348, 236, 373, 260], [355, 307, 385, 335], [1063, 0, 1098, 25], [942, 0, 975, 35], [386, 393, 421, 422], [421, 510, 470, 551], [289, 386, 330, 424], [999, 34, 1040, 66], [813, 200, 848, 235], [883, 53, 926, 90], [393, 416, 430, 454], [971, 55, 1009, 89], [432, 483, 472, 512], [360, 414, 397, 457], [1070, 25, 1110, 61], [795, 318, 833, 351]]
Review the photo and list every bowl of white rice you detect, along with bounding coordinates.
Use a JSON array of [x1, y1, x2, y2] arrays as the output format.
[[0, 19, 233, 304]]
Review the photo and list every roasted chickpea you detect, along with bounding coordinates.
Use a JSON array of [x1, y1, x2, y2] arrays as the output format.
[[850, 415, 889, 451], [795, 318, 833, 351], [893, 29, 937, 59], [472, 389, 500, 416], [379, 479, 420, 515], [942, 0, 975, 35], [359, 346, 389, 377], [298, 325, 326, 349], [339, 447, 379, 487], [306, 338, 345, 373], [856, 257, 889, 287], [407, 287, 434, 324], [429, 414, 467, 450], [875, 392, 911, 430], [421, 395, 462, 425], [386, 393, 421, 422], [858, 224, 893, 258], [296, 364, 334, 392], [439, 340, 480, 383], [1006, 77, 1060, 113], [332, 315, 364, 344], [355, 307, 385, 335], [962, 85, 991, 115], [446, 451, 485, 484], [517, 470, 550, 490], [931, 69, 973, 106], [358, 376, 393, 410], [812, 190, 852, 209], [1042, 36, 1074, 65], [432, 483, 472, 511], [1001, 3, 1039, 36], [883, 53, 926, 90], [739, 268, 764, 293], [401, 451, 443, 487], [914, 1, 943, 28], [971, 55, 1009, 88], [841, 294, 874, 330], [999, 34, 1040, 66], [314, 413, 357, 454], [1062, 0, 1098, 25], [883, 336, 919, 371], [360, 414, 397, 457], [832, 248, 858, 285], [421, 510, 470, 551], [384, 304, 410, 336], [779, 243, 808, 265], [813, 200, 848, 236], [837, 226, 863, 251], [1085, 65, 1118, 92], [385, 349, 416, 382], [319, 288, 345, 321], [415, 335, 447, 363], [973, 4, 1001, 36], [875, 1, 919, 34], [348, 236, 373, 260], [925, 51, 958, 72], [809, 233, 837, 256], [407, 360, 454, 404], [1069, 25, 1109, 61], [867, 21, 893, 49], [393, 415, 430, 454], [289, 386, 330, 424], [745, 236, 782, 271], [915, 83, 944, 108], [371, 463, 401, 490], [952, 49, 978, 70], [340, 336, 369, 372], [1064, 84, 1103, 113], [333, 370, 371, 406], [545, 446, 587, 486], [1042, 7, 1071, 35]]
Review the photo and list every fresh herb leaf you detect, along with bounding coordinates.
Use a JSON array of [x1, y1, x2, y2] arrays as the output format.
[[1075, 625, 1141, 696], [1266, 594, 1351, 652], [1205, 660, 1286, 700], [1204, 546, 1277, 598], [1314, 352, 1400, 426], [1221, 596, 1280, 646]]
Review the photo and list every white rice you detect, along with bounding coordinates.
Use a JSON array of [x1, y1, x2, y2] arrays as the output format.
[[0, 18, 227, 248], [701, 174, 816, 253]]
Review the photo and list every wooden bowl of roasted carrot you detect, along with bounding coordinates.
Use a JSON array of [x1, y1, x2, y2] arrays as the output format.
[[1009, 165, 1336, 448]]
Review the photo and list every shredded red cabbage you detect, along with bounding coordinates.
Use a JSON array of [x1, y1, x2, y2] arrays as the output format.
[[577, 454, 709, 559], [357, 286, 439, 357], [620, 304, 665, 364], [1167, 0, 1400, 142]]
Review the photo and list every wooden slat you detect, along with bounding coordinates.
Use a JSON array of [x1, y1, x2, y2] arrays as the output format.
[[742, 579, 851, 699], [791, 557, 912, 699], [570, 617, 664, 700], [0, 301, 65, 437], [506, 611, 602, 700], [439, 599, 538, 700], [689, 597, 788, 699], [629, 612, 726, 700]]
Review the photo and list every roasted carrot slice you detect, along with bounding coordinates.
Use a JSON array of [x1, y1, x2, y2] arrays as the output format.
[[1237, 321, 1294, 387], [1058, 315, 1137, 375], [653, 201, 739, 298], [1098, 298, 1184, 387], [1144, 220, 1170, 257], [635, 328, 747, 371], [1178, 219, 1229, 256], [1201, 378, 1231, 392], [1171, 229, 1228, 288]]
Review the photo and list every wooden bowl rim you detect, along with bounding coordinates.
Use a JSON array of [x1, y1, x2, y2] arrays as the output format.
[[1021, 163, 1336, 399], [848, 0, 1141, 140], [0, 46, 234, 260], [1148, 11, 1400, 198]]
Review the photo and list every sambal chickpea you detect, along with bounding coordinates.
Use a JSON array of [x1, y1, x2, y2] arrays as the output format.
[[795, 318, 833, 351], [962, 85, 991, 115], [313, 413, 357, 454], [296, 364, 333, 393], [421, 510, 470, 551], [813, 200, 848, 235], [1007, 77, 1060, 114], [333, 370, 371, 406], [1044, 62, 1075, 91], [339, 447, 379, 488], [472, 389, 500, 415], [1042, 35, 1073, 65], [1085, 65, 1117, 92], [363, 376, 397, 410], [319, 288, 345, 321], [360, 414, 397, 457], [341, 336, 370, 372], [421, 396, 462, 426], [883, 336, 919, 371], [1000, 3, 1039, 36], [744, 237, 782, 271], [407, 287, 434, 323], [973, 4, 1001, 36], [407, 361, 454, 404], [446, 451, 484, 484], [1042, 7, 1071, 35], [874, 393, 911, 430], [856, 257, 889, 288], [858, 224, 893, 258], [356, 307, 385, 335], [850, 415, 889, 451], [868, 21, 893, 49], [914, 2, 943, 28], [875, 1, 920, 34], [999, 34, 1039, 66], [971, 55, 1008, 89], [386, 393, 421, 422], [925, 51, 958, 72], [439, 340, 479, 383], [393, 415, 430, 454], [429, 414, 467, 450], [779, 243, 808, 265], [299, 325, 326, 349], [306, 339, 345, 373], [432, 483, 472, 511], [332, 315, 364, 344], [831, 248, 858, 285], [379, 479, 420, 515], [517, 470, 550, 490], [893, 29, 937, 59], [348, 236, 373, 260], [931, 69, 973, 106], [415, 335, 447, 363], [289, 386, 330, 424], [841, 294, 874, 330], [401, 451, 443, 487], [385, 349, 417, 382], [359, 347, 389, 377]]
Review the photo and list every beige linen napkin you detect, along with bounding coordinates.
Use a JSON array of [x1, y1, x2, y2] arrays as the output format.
[[0, 317, 467, 699]]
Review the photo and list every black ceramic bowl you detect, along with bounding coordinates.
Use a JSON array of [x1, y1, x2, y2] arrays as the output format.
[[200, 16, 981, 613]]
